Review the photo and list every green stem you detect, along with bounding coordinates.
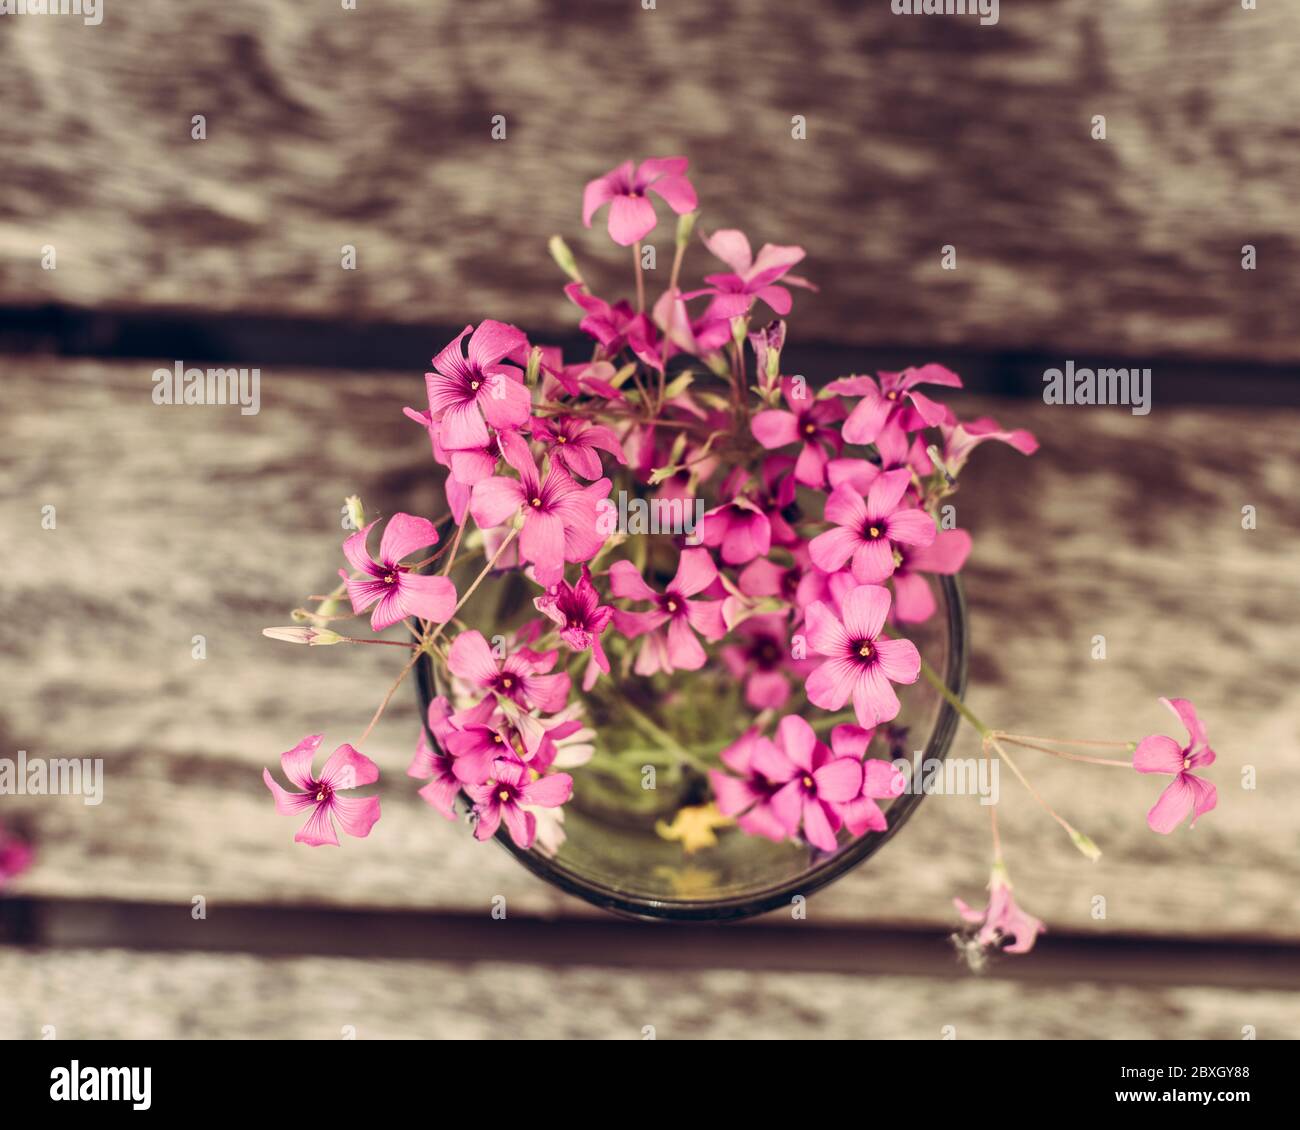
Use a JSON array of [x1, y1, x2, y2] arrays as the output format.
[[919, 656, 989, 737]]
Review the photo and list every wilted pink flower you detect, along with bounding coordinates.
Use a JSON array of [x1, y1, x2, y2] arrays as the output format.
[[829, 365, 962, 447], [827, 724, 906, 835], [564, 283, 638, 354], [954, 865, 1046, 956], [531, 415, 627, 479], [890, 528, 972, 623], [609, 547, 726, 674], [448, 630, 572, 715], [470, 450, 609, 585], [750, 379, 846, 487], [810, 468, 936, 583], [764, 715, 864, 852], [803, 583, 921, 728], [1134, 697, 1217, 834], [582, 157, 698, 246], [534, 568, 614, 674], [936, 416, 1039, 477], [425, 320, 531, 450], [700, 229, 816, 321], [341, 513, 457, 631], [466, 757, 573, 848], [263, 734, 382, 847]]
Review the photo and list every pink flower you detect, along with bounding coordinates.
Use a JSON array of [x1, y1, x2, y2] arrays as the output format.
[[810, 468, 936, 583], [263, 734, 382, 847], [720, 613, 811, 710], [700, 229, 816, 320], [425, 320, 531, 450], [564, 283, 637, 354], [470, 450, 609, 585], [582, 157, 698, 246], [708, 729, 792, 843], [700, 492, 771, 566], [954, 865, 1046, 956], [803, 583, 921, 728], [448, 630, 572, 715], [936, 416, 1039, 476], [763, 715, 865, 852], [0, 823, 32, 887], [531, 415, 627, 479], [750, 379, 846, 487], [534, 568, 614, 674], [890, 528, 972, 623], [829, 364, 963, 447], [609, 547, 727, 674], [465, 757, 573, 848], [408, 696, 495, 819], [826, 725, 906, 835], [340, 513, 457, 631], [1133, 698, 1218, 834]]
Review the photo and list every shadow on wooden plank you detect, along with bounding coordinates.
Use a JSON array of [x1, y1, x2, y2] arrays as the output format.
[[3, 897, 1298, 991]]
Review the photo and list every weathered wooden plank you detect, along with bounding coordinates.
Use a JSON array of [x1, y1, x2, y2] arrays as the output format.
[[2, 358, 1296, 937], [2, 948, 1296, 1040], [0, 1, 1297, 360]]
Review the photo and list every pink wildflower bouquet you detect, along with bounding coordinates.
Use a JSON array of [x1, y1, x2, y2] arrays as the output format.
[[264, 157, 1219, 961]]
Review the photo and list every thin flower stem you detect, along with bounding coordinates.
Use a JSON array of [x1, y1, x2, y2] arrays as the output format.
[[617, 696, 714, 773], [987, 733, 1099, 859], [430, 527, 519, 643], [340, 636, 420, 649], [996, 734, 1132, 768], [996, 732, 1134, 750], [918, 656, 990, 737], [633, 242, 646, 313], [983, 737, 1003, 864], [440, 519, 466, 576], [359, 648, 423, 745]]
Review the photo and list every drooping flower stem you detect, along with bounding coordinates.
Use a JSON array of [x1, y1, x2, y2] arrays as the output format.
[[919, 656, 990, 737], [359, 648, 424, 745], [430, 527, 519, 644], [997, 732, 1136, 751], [919, 657, 1100, 861], [997, 735, 1133, 768]]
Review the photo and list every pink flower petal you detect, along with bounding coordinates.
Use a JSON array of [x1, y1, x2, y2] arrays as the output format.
[[608, 560, 659, 601], [279, 734, 324, 791], [806, 656, 860, 712], [874, 637, 920, 684], [852, 665, 901, 727], [670, 546, 718, 598], [1133, 734, 1184, 776], [319, 743, 380, 790], [801, 797, 839, 852], [447, 630, 499, 686], [607, 195, 658, 246], [263, 768, 314, 815], [776, 714, 818, 772], [813, 757, 864, 803], [396, 572, 458, 624], [470, 475, 524, 529], [332, 795, 381, 839], [665, 616, 707, 670], [378, 513, 439, 566], [841, 584, 891, 641], [751, 409, 800, 449], [294, 802, 339, 847], [1161, 697, 1208, 749]]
